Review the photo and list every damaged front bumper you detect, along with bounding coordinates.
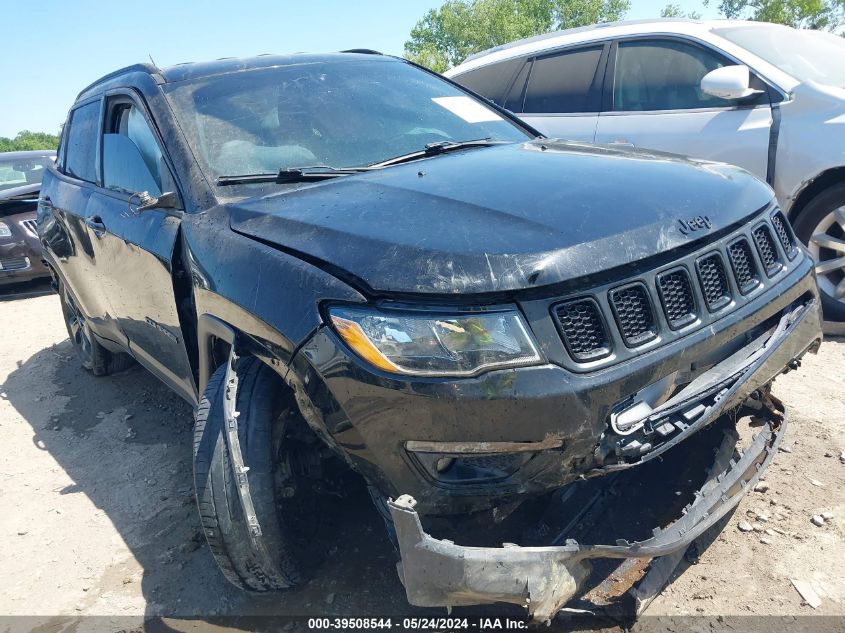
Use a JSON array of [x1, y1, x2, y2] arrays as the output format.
[[387, 298, 812, 621], [389, 405, 785, 621]]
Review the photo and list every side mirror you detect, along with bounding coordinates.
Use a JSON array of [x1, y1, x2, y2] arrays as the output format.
[[700, 65, 764, 100], [133, 190, 182, 214]]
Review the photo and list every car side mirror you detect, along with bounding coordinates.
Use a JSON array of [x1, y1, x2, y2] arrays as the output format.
[[700, 65, 764, 100], [133, 190, 182, 214]]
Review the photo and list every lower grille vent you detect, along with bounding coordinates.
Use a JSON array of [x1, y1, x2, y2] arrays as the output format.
[[0, 257, 29, 271], [553, 298, 610, 361], [656, 268, 697, 329], [609, 283, 657, 347]]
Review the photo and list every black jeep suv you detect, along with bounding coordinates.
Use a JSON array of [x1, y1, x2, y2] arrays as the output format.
[[38, 52, 822, 620]]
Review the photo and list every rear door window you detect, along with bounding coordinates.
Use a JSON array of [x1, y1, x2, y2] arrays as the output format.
[[64, 101, 101, 183], [523, 46, 604, 114]]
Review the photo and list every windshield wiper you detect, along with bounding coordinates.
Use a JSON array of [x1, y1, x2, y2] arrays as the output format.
[[216, 166, 374, 186], [368, 138, 509, 168]]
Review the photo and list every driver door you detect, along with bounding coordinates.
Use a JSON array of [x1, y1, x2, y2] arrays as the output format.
[[594, 38, 773, 179], [86, 93, 197, 404]]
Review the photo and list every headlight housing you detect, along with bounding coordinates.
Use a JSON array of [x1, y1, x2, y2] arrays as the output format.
[[0, 222, 11, 238], [328, 305, 542, 377]]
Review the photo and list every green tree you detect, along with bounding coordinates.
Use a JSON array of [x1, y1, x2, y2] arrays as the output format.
[[405, 0, 631, 72], [660, 3, 703, 18], [0, 130, 60, 153], [707, 0, 845, 30]]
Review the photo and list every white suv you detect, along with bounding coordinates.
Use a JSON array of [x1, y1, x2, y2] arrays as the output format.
[[446, 19, 845, 326]]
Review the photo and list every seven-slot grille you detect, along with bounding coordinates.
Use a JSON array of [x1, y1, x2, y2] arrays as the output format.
[[771, 212, 797, 260], [752, 224, 782, 276], [609, 283, 657, 347], [552, 297, 610, 361], [551, 211, 800, 364], [696, 253, 731, 311], [727, 238, 760, 294], [656, 268, 697, 329]]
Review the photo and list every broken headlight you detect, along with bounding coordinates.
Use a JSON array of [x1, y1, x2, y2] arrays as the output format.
[[328, 306, 542, 377]]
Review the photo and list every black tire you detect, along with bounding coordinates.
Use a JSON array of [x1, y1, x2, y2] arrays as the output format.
[[793, 183, 845, 323], [193, 356, 301, 591], [58, 281, 134, 376]]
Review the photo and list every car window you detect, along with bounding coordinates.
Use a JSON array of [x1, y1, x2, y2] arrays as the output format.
[[0, 156, 53, 192], [523, 47, 603, 114], [65, 101, 101, 183], [163, 58, 530, 189], [503, 61, 530, 112], [102, 103, 165, 196], [453, 58, 523, 105], [613, 40, 741, 112]]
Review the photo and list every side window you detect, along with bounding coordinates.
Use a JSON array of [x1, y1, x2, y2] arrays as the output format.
[[454, 58, 523, 105], [102, 101, 166, 196], [613, 40, 742, 112], [523, 46, 603, 114], [64, 101, 101, 183], [503, 61, 530, 112]]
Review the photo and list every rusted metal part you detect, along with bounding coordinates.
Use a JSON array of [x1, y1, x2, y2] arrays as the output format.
[[222, 346, 262, 542], [388, 402, 788, 622]]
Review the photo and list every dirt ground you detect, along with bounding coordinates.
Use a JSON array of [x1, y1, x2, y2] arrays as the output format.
[[0, 281, 843, 630]]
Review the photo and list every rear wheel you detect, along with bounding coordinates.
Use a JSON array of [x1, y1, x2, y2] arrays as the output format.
[[193, 356, 302, 591], [58, 281, 133, 375]]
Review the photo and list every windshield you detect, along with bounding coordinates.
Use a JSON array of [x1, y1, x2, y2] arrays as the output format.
[[714, 25, 845, 87], [0, 155, 54, 192], [163, 58, 531, 192]]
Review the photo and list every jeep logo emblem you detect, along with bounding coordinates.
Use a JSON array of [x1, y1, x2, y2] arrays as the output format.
[[678, 215, 712, 235]]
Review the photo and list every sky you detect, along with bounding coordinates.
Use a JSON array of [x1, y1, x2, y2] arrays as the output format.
[[0, 0, 718, 138]]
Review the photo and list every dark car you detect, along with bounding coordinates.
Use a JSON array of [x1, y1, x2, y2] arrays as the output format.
[[38, 53, 822, 620], [0, 150, 54, 285]]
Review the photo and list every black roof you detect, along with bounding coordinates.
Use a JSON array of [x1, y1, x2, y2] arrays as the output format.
[[77, 52, 393, 100]]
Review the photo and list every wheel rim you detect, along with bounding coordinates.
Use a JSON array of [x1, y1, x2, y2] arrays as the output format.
[[63, 289, 93, 361], [807, 205, 845, 305]]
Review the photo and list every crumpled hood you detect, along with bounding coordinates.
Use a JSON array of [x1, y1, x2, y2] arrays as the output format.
[[228, 140, 774, 295]]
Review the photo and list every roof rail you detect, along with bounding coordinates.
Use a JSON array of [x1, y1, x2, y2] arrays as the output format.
[[461, 18, 699, 64], [75, 62, 161, 100]]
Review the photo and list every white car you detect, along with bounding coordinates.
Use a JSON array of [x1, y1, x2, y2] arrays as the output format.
[[446, 19, 845, 326]]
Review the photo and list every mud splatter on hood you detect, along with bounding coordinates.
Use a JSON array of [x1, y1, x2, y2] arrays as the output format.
[[228, 140, 774, 295]]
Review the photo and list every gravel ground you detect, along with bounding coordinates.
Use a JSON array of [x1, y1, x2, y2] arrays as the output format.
[[0, 283, 843, 630]]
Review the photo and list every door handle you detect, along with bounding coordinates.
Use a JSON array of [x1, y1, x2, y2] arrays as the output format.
[[85, 215, 107, 238]]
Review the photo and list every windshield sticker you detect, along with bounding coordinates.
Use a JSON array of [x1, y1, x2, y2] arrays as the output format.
[[431, 96, 503, 123]]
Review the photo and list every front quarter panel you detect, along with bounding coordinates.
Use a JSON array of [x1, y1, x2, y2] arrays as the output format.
[[181, 205, 366, 378], [775, 83, 845, 212]]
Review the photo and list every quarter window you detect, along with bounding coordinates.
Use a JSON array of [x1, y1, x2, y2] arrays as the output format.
[[102, 102, 165, 196], [455, 58, 523, 106], [523, 47, 603, 114], [64, 101, 101, 183], [613, 40, 742, 112]]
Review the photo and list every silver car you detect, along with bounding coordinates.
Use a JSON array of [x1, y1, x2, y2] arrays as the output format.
[[446, 19, 845, 327]]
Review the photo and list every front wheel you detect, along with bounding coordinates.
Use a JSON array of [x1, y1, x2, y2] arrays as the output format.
[[793, 183, 845, 323], [193, 356, 302, 591]]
